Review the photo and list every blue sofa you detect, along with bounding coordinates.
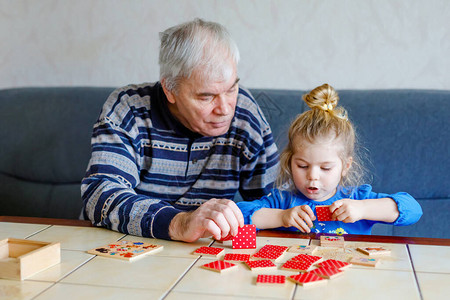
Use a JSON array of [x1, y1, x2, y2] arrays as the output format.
[[0, 87, 448, 239]]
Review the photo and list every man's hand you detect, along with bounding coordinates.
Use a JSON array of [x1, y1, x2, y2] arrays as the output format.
[[168, 198, 244, 242], [280, 205, 316, 233], [330, 199, 365, 223]]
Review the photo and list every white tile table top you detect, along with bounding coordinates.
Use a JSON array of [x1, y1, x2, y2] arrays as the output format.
[[173, 257, 297, 299], [0, 279, 53, 300], [61, 255, 197, 291], [1, 221, 449, 300], [293, 268, 420, 300], [27, 225, 126, 251], [33, 282, 166, 300], [27, 250, 94, 282], [165, 291, 268, 300], [415, 272, 450, 300], [0, 222, 50, 240], [409, 244, 450, 273]]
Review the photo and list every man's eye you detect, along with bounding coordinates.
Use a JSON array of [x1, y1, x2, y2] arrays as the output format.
[[227, 87, 237, 94]]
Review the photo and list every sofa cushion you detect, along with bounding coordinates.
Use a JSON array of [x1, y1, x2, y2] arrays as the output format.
[[0, 87, 112, 184], [338, 89, 450, 200]]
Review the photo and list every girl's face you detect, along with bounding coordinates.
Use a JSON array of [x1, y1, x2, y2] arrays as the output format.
[[290, 136, 351, 202]]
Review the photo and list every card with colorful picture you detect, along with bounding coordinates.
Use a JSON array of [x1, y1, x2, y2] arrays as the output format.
[[87, 240, 163, 261]]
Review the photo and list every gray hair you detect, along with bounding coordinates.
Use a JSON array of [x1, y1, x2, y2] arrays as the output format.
[[159, 18, 240, 92]]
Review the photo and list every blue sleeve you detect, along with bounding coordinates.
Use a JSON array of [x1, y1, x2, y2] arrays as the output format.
[[355, 185, 423, 226], [388, 192, 423, 226], [237, 189, 290, 225]]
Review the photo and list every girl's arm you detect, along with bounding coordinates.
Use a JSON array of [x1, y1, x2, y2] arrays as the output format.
[[251, 208, 287, 229], [330, 198, 399, 223], [330, 190, 422, 225], [237, 190, 317, 233], [252, 206, 316, 233]]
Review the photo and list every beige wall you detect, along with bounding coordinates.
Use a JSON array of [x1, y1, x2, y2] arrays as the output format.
[[1, 0, 449, 90]]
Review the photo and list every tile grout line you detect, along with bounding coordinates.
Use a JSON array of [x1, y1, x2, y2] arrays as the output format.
[[30, 253, 97, 299], [406, 244, 424, 300], [159, 239, 222, 299], [290, 280, 299, 300], [159, 255, 203, 300], [30, 229, 126, 299], [290, 239, 311, 299], [24, 224, 53, 239]]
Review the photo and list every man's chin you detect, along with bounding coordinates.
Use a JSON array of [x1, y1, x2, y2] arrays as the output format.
[[203, 126, 230, 137]]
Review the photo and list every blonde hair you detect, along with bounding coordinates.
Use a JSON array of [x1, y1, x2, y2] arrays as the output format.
[[276, 84, 367, 193]]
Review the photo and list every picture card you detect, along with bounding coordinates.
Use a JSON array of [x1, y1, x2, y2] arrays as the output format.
[[320, 235, 345, 248], [288, 244, 317, 254], [357, 246, 391, 256], [87, 240, 163, 261], [350, 256, 379, 267]]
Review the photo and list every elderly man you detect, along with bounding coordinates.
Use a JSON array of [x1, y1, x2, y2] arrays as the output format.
[[81, 19, 279, 242]]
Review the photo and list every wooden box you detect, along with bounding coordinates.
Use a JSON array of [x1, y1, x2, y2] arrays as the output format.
[[0, 238, 60, 280]]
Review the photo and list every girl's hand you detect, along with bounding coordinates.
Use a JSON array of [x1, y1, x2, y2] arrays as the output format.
[[281, 205, 316, 233], [330, 199, 365, 223]]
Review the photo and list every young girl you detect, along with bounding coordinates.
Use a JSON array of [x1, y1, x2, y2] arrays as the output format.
[[237, 84, 422, 235]]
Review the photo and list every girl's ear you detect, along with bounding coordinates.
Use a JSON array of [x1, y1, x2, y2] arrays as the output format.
[[342, 156, 353, 176], [161, 79, 176, 104]]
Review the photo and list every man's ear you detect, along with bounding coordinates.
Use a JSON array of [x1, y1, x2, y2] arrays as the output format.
[[342, 156, 353, 176], [161, 79, 176, 104]]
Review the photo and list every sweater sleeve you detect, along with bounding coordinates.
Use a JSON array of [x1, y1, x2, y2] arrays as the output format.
[[81, 91, 180, 240], [388, 192, 423, 226], [236, 88, 280, 201]]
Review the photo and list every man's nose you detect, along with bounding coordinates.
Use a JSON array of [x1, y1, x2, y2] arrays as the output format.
[[213, 95, 232, 115]]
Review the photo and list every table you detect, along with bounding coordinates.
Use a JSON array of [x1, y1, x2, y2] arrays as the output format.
[[1, 217, 449, 300]]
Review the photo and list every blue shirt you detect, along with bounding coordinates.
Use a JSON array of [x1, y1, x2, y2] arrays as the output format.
[[81, 82, 279, 239], [237, 184, 422, 235]]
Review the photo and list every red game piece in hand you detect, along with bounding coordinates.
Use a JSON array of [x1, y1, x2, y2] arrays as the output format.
[[232, 224, 256, 249], [316, 205, 333, 221]]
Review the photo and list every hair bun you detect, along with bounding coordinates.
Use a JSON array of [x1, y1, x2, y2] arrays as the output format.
[[302, 83, 339, 112]]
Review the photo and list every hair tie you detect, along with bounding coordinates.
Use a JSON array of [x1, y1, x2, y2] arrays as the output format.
[[321, 103, 333, 111]]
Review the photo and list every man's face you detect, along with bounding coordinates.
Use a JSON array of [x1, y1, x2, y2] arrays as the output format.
[[163, 58, 239, 137]]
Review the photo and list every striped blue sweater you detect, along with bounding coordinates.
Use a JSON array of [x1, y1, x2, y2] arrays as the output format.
[[81, 82, 280, 239]]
